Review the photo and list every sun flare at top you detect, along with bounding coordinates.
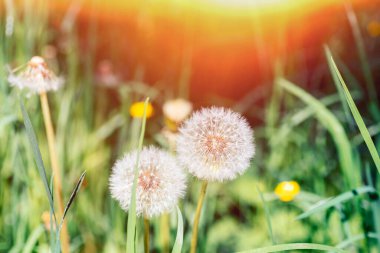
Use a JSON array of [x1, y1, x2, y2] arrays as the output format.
[[211, 0, 289, 7], [195, 0, 351, 15]]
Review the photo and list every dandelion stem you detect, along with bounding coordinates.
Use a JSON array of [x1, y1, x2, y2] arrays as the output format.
[[160, 214, 170, 253], [40, 91, 70, 253], [190, 181, 208, 253], [144, 218, 150, 253]]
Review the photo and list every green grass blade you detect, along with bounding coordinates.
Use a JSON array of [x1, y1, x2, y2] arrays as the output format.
[[20, 98, 57, 223], [335, 233, 378, 249], [365, 163, 380, 251], [352, 123, 380, 146], [49, 175, 55, 250], [61, 171, 86, 222], [345, 4, 377, 102], [236, 243, 347, 253], [297, 186, 375, 220], [256, 186, 275, 244], [54, 171, 86, 253], [324, 46, 352, 127], [277, 78, 359, 189], [0, 114, 17, 131], [21, 225, 45, 253], [94, 114, 125, 141], [272, 92, 360, 146], [172, 206, 184, 253], [127, 98, 149, 253], [327, 52, 380, 174]]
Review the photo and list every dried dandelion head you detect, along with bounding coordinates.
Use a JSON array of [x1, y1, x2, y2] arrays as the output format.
[[109, 146, 186, 218], [177, 107, 255, 182], [8, 56, 64, 95]]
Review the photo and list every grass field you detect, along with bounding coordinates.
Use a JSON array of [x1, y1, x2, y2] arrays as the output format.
[[1, 1, 380, 253]]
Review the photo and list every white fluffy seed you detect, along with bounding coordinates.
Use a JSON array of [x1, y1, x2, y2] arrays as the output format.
[[109, 146, 187, 218], [177, 107, 255, 182]]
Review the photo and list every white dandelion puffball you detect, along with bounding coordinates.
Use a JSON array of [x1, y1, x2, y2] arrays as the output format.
[[109, 146, 187, 218], [163, 98, 193, 123], [177, 107, 255, 182], [8, 56, 64, 94]]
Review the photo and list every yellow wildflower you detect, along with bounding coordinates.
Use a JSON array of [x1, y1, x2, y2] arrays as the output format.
[[367, 21, 380, 37], [130, 101, 154, 118], [275, 181, 300, 202]]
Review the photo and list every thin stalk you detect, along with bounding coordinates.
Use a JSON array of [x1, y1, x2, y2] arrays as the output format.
[[39, 91, 70, 253], [345, 4, 377, 103], [190, 181, 208, 253], [126, 98, 149, 253], [144, 218, 150, 253], [160, 214, 170, 253]]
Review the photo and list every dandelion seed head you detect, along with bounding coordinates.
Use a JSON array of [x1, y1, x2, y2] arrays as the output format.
[[29, 56, 45, 66], [177, 107, 255, 182], [163, 98, 193, 123], [96, 60, 120, 88], [8, 56, 64, 95], [109, 146, 186, 218]]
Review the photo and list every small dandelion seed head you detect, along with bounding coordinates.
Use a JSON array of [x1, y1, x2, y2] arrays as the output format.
[[177, 107, 255, 182], [163, 98, 193, 123], [96, 60, 120, 88], [29, 56, 46, 66], [130, 101, 154, 119], [109, 146, 187, 218], [274, 181, 300, 202], [8, 56, 64, 95]]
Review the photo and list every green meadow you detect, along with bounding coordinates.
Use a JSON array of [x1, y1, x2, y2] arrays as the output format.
[[1, 1, 380, 252]]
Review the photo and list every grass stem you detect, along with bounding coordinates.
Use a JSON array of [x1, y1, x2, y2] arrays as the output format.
[[160, 214, 170, 253], [126, 98, 149, 253], [39, 91, 70, 253], [144, 218, 150, 253], [190, 181, 208, 253]]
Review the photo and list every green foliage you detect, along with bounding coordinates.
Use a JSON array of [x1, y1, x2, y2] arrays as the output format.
[[326, 50, 380, 174], [172, 206, 184, 253], [1, 1, 380, 252], [297, 186, 376, 220], [20, 98, 57, 221], [127, 98, 149, 253], [236, 243, 347, 253], [277, 78, 359, 189]]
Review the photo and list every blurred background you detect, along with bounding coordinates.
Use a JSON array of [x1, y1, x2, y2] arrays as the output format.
[[1, 0, 380, 252], [51, 0, 379, 106]]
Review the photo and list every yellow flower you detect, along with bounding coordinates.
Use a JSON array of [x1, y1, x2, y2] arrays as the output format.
[[367, 21, 380, 37], [275, 181, 300, 202], [130, 101, 154, 118]]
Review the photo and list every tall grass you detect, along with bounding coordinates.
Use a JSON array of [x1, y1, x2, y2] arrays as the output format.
[[1, 1, 380, 252]]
